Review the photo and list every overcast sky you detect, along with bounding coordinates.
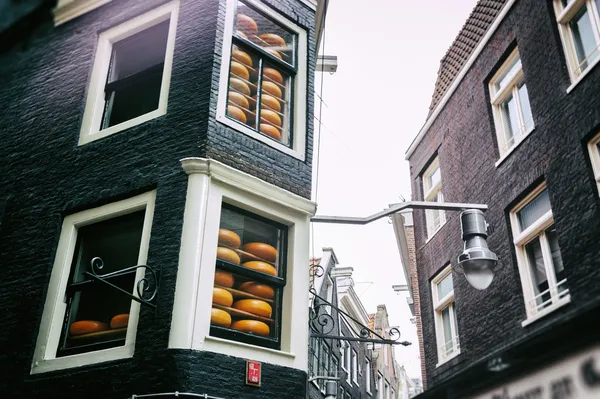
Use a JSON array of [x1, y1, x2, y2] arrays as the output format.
[[311, 0, 479, 379]]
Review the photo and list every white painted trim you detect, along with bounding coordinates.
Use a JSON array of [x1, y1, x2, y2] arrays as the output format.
[[435, 348, 460, 368], [168, 157, 315, 370], [566, 55, 600, 92], [405, 0, 519, 159], [54, 0, 113, 26], [588, 133, 600, 194], [521, 294, 571, 327], [494, 127, 535, 167], [216, 0, 308, 161], [31, 191, 156, 374], [431, 265, 460, 365], [78, 1, 179, 145]]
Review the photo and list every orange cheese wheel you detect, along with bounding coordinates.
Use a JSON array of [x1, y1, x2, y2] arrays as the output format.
[[262, 81, 282, 99], [260, 124, 281, 141], [229, 77, 251, 96], [215, 269, 235, 287], [228, 105, 247, 124], [217, 246, 241, 264], [232, 49, 253, 68], [233, 299, 272, 317], [260, 33, 286, 47], [255, 93, 281, 112], [230, 61, 250, 81], [109, 314, 129, 329], [229, 91, 249, 110], [266, 48, 283, 60], [242, 242, 278, 262], [211, 308, 232, 328], [69, 321, 109, 336], [231, 319, 270, 336], [242, 261, 277, 276], [260, 109, 282, 127], [239, 281, 275, 299], [213, 287, 234, 306], [237, 14, 258, 37], [263, 68, 284, 84], [218, 229, 242, 248]]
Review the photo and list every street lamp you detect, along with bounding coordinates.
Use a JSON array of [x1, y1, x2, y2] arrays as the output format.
[[311, 201, 501, 290]]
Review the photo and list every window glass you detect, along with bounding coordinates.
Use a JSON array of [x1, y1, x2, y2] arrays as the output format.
[[546, 227, 566, 289], [518, 82, 533, 132], [496, 58, 522, 92], [452, 305, 459, 342], [441, 306, 452, 352], [437, 273, 453, 299], [211, 205, 287, 348], [57, 211, 144, 357], [501, 93, 520, 144], [226, 0, 297, 147], [103, 20, 170, 128], [570, 6, 599, 68], [525, 237, 549, 306], [517, 189, 551, 231], [427, 166, 441, 191]]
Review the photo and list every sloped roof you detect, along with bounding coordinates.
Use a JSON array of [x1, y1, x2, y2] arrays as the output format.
[[427, 0, 507, 117]]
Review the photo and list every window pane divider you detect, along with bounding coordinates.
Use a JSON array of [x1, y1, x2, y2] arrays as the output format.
[[513, 211, 553, 245], [490, 69, 524, 104], [104, 62, 165, 95], [556, 0, 587, 24]]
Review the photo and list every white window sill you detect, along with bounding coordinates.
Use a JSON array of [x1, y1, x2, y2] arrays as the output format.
[[425, 220, 447, 244], [495, 126, 535, 167], [79, 108, 166, 145], [521, 294, 571, 327], [567, 56, 600, 94], [435, 349, 460, 368], [216, 113, 305, 161], [203, 335, 296, 368], [31, 344, 134, 374]]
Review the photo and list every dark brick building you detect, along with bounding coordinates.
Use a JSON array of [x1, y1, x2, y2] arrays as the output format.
[[0, 0, 326, 397], [399, 0, 600, 397]]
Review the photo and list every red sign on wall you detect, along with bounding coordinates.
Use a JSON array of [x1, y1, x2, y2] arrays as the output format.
[[246, 360, 261, 387]]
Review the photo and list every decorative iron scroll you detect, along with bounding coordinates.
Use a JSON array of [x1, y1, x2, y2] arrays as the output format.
[[84, 256, 159, 308]]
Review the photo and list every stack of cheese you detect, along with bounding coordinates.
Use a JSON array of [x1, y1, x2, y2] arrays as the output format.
[[212, 228, 279, 337]]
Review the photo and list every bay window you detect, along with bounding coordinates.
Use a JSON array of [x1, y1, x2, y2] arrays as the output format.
[[217, 0, 308, 160], [489, 49, 534, 156], [511, 185, 570, 324], [432, 265, 460, 364], [554, 0, 600, 83]]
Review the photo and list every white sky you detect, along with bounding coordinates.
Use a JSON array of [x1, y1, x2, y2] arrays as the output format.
[[311, 0, 479, 379]]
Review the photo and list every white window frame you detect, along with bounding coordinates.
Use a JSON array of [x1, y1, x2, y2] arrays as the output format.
[[489, 49, 535, 160], [377, 372, 384, 399], [31, 191, 156, 374], [78, 1, 179, 145], [54, 0, 113, 26], [325, 275, 334, 314], [588, 132, 600, 194], [432, 265, 460, 366], [510, 184, 571, 326], [423, 157, 446, 239], [352, 348, 358, 385], [345, 342, 352, 383], [385, 381, 390, 399], [168, 157, 315, 370], [216, 0, 308, 161], [554, 0, 600, 89], [365, 357, 372, 395]]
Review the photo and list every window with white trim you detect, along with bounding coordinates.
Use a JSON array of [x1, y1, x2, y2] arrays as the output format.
[[432, 265, 460, 364], [31, 191, 156, 374], [345, 343, 352, 383], [423, 157, 446, 238], [385, 381, 390, 399], [588, 133, 600, 194], [377, 372, 384, 399], [365, 357, 372, 394], [489, 49, 534, 155], [325, 275, 334, 314], [217, 0, 308, 160], [554, 0, 600, 82], [510, 185, 569, 321], [79, 1, 179, 145], [352, 348, 358, 384]]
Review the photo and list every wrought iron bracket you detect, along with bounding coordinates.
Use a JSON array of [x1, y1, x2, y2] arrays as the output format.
[[309, 286, 411, 347], [84, 257, 160, 309]]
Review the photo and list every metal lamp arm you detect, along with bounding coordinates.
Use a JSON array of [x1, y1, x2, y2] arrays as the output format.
[[311, 201, 488, 225]]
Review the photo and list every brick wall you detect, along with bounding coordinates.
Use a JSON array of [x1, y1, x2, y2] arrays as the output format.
[[407, 0, 600, 388], [0, 0, 317, 396]]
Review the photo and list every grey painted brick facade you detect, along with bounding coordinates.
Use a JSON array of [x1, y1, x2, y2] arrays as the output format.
[[407, 0, 600, 392], [0, 0, 316, 396]]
